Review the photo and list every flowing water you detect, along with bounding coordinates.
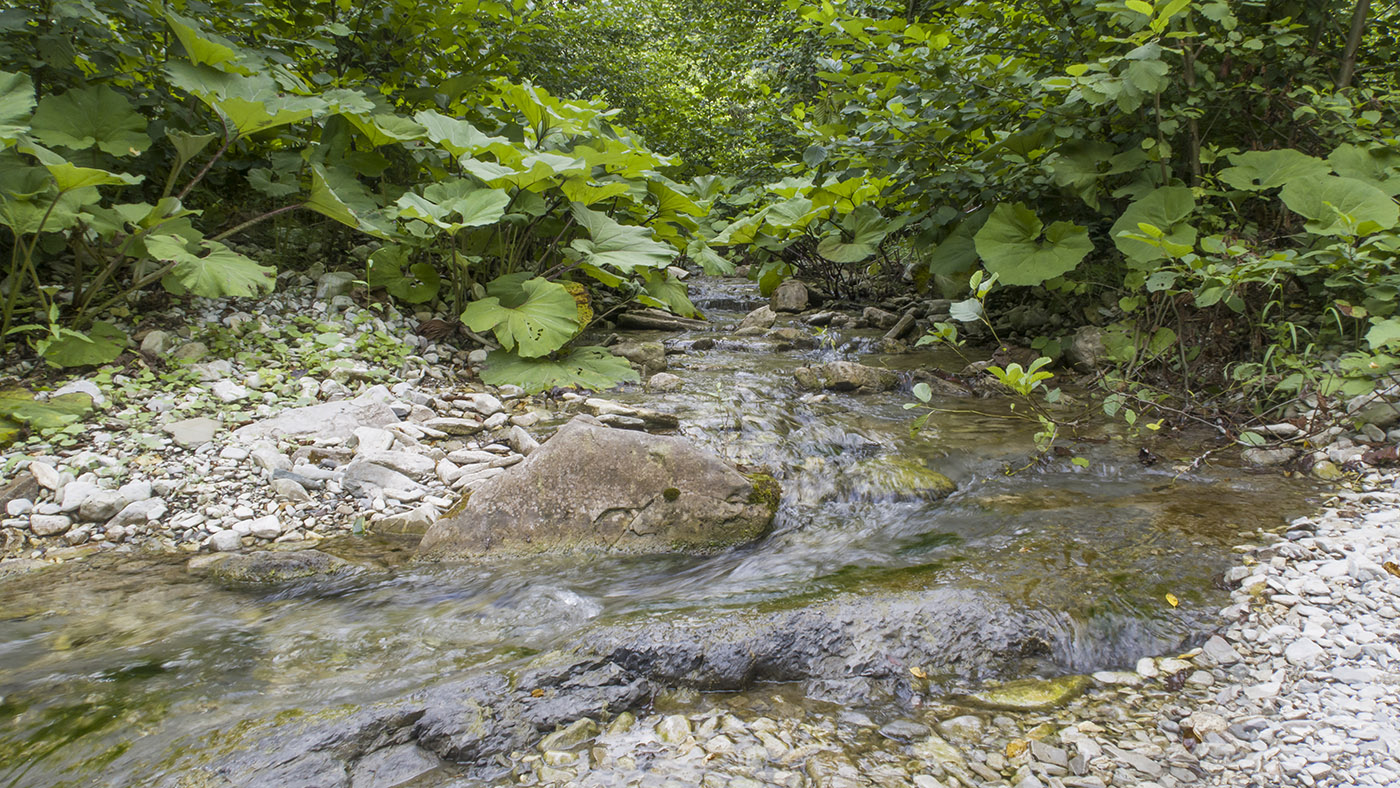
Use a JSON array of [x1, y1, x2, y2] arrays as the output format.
[[0, 279, 1316, 786]]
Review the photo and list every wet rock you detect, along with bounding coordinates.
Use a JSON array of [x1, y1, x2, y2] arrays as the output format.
[[1312, 460, 1345, 481], [349, 744, 444, 788], [616, 309, 708, 331], [962, 675, 1091, 711], [879, 720, 931, 742], [847, 457, 956, 502], [609, 341, 667, 376], [1242, 447, 1297, 467], [647, 372, 683, 392], [738, 305, 777, 331], [794, 361, 898, 393], [188, 549, 357, 583], [233, 386, 400, 442], [375, 505, 437, 535], [164, 417, 221, 448], [582, 398, 681, 431], [884, 310, 917, 341], [419, 416, 777, 558], [770, 279, 809, 313], [655, 715, 691, 744], [422, 417, 482, 436], [30, 514, 72, 537], [765, 327, 819, 350], [209, 529, 243, 552], [27, 461, 60, 491], [539, 717, 599, 752], [862, 306, 899, 329]]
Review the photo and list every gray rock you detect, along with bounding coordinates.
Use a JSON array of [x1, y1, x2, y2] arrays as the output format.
[[1066, 326, 1106, 372], [506, 425, 539, 456], [170, 341, 209, 362], [879, 720, 931, 742], [352, 426, 397, 455], [1200, 634, 1241, 665], [59, 480, 101, 513], [794, 361, 898, 393], [1242, 447, 1297, 467], [29, 514, 72, 537], [107, 498, 167, 527], [343, 460, 420, 495], [617, 309, 708, 331], [374, 505, 437, 535], [655, 715, 690, 744], [209, 529, 243, 552], [27, 461, 60, 491], [936, 715, 984, 741], [250, 447, 293, 473], [315, 271, 356, 299], [53, 379, 105, 407], [211, 380, 248, 402], [738, 305, 777, 331], [6, 499, 32, 516], [647, 372, 683, 392], [189, 549, 357, 583], [350, 744, 443, 788], [862, 306, 899, 328], [770, 279, 809, 313], [358, 450, 436, 479], [538, 718, 599, 752], [1284, 638, 1324, 665], [140, 330, 174, 357], [462, 393, 504, 418], [78, 491, 126, 523], [248, 515, 283, 539], [422, 418, 483, 436], [609, 341, 667, 376], [271, 478, 312, 502], [419, 415, 779, 559], [884, 310, 917, 341], [164, 417, 221, 448], [233, 386, 400, 442]]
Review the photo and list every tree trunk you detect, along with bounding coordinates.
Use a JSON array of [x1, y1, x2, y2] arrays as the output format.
[[1336, 0, 1371, 90]]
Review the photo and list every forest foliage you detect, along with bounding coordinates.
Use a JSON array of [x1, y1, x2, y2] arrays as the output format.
[[2, 0, 1398, 422]]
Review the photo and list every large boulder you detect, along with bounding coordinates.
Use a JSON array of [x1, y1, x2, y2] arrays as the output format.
[[769, 279, 810, 313], [794, 361, 898, 393], [418, 416, 779, 558], [233, 385, 401, 442]]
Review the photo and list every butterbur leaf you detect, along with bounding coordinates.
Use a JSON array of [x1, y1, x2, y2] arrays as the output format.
[[460, 277, 581, 357], [479, 346, 640, 393], [973, 203, 1092, 286], [1366, 318, 1400, 351], [685, 239, 735, 276], [0, 70, 35, 145], [1328, 143, 1400, 196], [29, 85, 150, 156], [147, 234, 276, 298], [33, 324, 128, 368], [1279, 175, 1399, 236], [640, 269, 699, 318], [367, 245, 440, 304], [570, 204, 676, 273], [413, 109, 506, 156], [1218, 149, 1329, 191], [1111, 187, 1196, 265], [0, 388, 95, 429], [165, 10, 254, 73]]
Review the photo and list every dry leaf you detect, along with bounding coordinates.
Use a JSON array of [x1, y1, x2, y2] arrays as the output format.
[[1384, 561, 1400, 578], [909, 666, 927, 679], [1006, 739, 1028, 758], [530, 688, 544, 698], [1166, 593, 1179, 608]]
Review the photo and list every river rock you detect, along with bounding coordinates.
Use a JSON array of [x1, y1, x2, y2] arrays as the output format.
[[1242, 447, 1297, 467], [164, 417, 221, 448], [609, 341, 667, 376], [770, 279, 809, 313], [794, 361, 898, 393], [418, 415, 779, 558], [189, 548, 357, 583], [29, 514, 72, 537], [862, 306, 899, 329], [647, 372, 683, 392], [847, 457, 956, 501], [1066, 326, 1106, 371], [616, 308, 708, 331], [738, 305, 777, 331], [233, 385, 401, 442], [961, 675, 1090, 711]]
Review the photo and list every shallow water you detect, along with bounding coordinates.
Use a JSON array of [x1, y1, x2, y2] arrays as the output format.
[[0, 278, 1316, 786]]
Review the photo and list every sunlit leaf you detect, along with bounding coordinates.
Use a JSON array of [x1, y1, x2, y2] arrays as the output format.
[[479, 346, 640, 393], [147, 234, 276, 298], [973, 203, 1092, 286], [460, 277, 582, 357], [29, 85, 150, 156]]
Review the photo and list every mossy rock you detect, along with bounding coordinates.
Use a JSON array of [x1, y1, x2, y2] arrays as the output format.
[[188, 549, 360, 584], [960, 675, 1090, 712], [848, 457, 955, 502]]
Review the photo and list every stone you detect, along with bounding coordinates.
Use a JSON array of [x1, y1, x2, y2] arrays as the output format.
[[616, 309, 709, 331], [462, 393, 504, 418], [232, 386, 400, 442], [538, 718, 599, 752], [58, 480, 99, 513], [53, 379, 105, 407], [358, 450, 436, 479], [1184, 712, 1229, 740], [879, 720, 931, 742], [348, 744, 442, 788], [209, 529, 243, 552], [315, 271, 356, 299], [936, 715, 984, 741], [271, 478, 312, 502], [962, 675, 1091, 712], [248, 515, 283, 539], [421, 417, 483, 436], [506, 426, 539, 456], [770, 279, 809, 313], [29, 514, 72, 537], [647, 372, 683, 392], [609, 341, 667, 376], [140, 330, 174, 356], [343, 461, 420, 495], [1284, 638, 1325, 666], [655, 715, 691, 744], [793, 361, 898, 393], [352, 426, 397, 455], [1066, 326, 1106, 371], [170, 341, 209, 362], [738, 305, 778, 331], [250, 447, 293, 473], [1312, 460, 1345, 481], [884, 311, 917, 341], [1242, 447, 1297, 467], [847, 457, 956, 501], [107, 498, 167, 527], [189, 549, 357, 583], [164, 417, 221, 449], [78, 491, 126, 523], [862, 306, 899, 328], [211, 380, 248, 402], [27, 461, 60, 490], [419, 415, 779, 558], [1200, 635, 1241, 665], [6, 499, 32, 516], [374, 505, 437, 535]]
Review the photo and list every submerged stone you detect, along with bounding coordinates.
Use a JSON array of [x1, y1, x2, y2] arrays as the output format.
[[962, 675, 1090, 711], [848, 457, 956, 502], [418, 415, 778, 559], [794, 361, 898, 393], [188, 548, 358, 583]]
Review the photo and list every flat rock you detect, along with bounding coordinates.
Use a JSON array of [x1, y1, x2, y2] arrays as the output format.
[[962, 675, 1091, 711], [233, 386, 400, 442], [418, 415, 778, 559], [794, 361, 898, 393], [188, 549, 357, 583], [164, 417, 221, 448]]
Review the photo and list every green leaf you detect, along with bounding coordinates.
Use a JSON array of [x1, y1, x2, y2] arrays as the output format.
[[0, 70, 35, 145], [0, 388, 95, 429], [1218, 149, 1329, 191], [641, 269, 699, 318], [685, 239, 735, 276], [43, 161, 143, 192], [33, 323, 128, 368], [803, 145, 828, 167], [816, 204, 889, 263], [413, 109, 508, 156], [367, 245, 440, 304], [460, 277, 582, 357], [569, 204, 676, 273], [1367, 318, 1400, 351], [562, 177, 631, 206], [147, 235, 276, 298], [1111, 186, 1197, 264], [0, 161, 93, 234], [165, 10, 254, 73], [479, 346, 640, 394], [1279, 175, 1399, 236], [1328, 143, 1400, 197], [949, 298, 983, 322], [29, 85, 150, 156], [973, 203, 1092, 286]]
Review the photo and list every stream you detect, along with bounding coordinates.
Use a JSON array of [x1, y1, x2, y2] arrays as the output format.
[[0, 279, 1316, 787]]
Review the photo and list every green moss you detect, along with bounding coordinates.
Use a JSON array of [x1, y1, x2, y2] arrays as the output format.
[[745, 472, 782, 514], [442, 491, 473, 520], [962, 675, 1091, 711], [662, 487, 681, 502]]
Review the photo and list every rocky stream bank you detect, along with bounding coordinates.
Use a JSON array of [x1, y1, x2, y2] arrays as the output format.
[[0, 272, 1398, 788]]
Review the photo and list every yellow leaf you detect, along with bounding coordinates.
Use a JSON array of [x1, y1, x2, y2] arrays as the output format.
[[1384, 561, 1400, 578], [1166, 593, 1179, 607], [909, 666, 927, 679], [1006, 739, 1028, 759]]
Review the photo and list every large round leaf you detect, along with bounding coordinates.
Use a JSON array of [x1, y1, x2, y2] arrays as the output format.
[[1328, 143, 1400, 197], [1218, 149, 1328, 191], [460, 277, 582, 357], [147, 235, 276, 298], [569, 204, 676, 274], [29, 85, 150, 156], [1110, 186, 1197, 265], [0, 70, 35, 145], [367, 246, 440, 304], [1279, 175, 1399, 236], [33, 323, 128, 368], [973, 203, 1092, 286]]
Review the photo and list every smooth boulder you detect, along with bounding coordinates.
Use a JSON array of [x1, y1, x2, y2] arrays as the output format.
[[418, 415, 778, 558], [794, 361, 898, 393]]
